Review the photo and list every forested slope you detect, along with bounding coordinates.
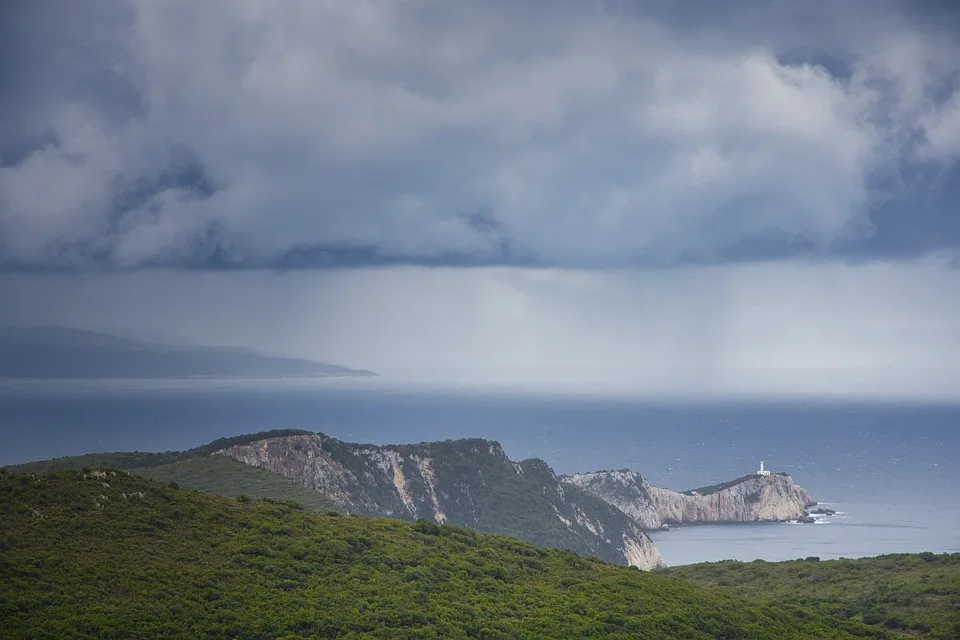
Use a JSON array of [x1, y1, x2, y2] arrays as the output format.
[[660, 555, 960, 639], [0, 470, 890, 639]]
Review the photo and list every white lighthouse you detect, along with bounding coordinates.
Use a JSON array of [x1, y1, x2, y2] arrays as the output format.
[[757, 460, 771, 476]]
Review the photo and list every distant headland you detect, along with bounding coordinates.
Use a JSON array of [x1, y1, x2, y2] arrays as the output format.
[[0, 327, 376, 379]]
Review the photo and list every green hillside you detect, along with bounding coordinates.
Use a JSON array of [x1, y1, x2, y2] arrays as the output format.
[[134, 456, 341, 513], [659, 555, 960, 639], [2, 429, 313, 472], [0, 470, 890, 639]]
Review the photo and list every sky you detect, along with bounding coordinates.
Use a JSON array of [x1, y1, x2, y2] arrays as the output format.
[[2, 0, 960, 399]]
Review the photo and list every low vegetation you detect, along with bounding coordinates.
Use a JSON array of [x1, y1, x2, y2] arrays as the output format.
[[681, 473, 787, 496], [1, 470, 891, 639], [659, 555, 960, 639], [135, 456, 341, 513], [2, 429, 313, 473]]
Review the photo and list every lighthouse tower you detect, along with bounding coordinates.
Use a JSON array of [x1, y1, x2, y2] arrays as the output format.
[[757, 460, 771, 476]]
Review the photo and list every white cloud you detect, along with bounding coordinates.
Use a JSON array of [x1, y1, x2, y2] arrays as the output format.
[[921, 93, 960, 161], [1, 0, 959, 267]]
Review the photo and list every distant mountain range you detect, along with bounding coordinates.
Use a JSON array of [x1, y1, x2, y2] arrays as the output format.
[[0, 327, 375, 379]]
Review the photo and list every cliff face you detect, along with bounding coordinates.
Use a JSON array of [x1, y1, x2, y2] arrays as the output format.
[[564, 470, 815, 528], [562, 470, 662, 529], [217, 434, 664, 570]]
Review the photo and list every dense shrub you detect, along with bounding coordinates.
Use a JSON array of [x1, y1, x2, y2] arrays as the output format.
[[0, 470, 897, 640], [660, 553, 960, 639]]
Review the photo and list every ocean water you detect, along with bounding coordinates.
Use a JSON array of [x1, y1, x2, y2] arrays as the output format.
[[1, 379, 957, 565]]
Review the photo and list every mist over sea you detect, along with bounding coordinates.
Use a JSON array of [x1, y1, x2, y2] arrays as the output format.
[[2, 379, 957, 565]]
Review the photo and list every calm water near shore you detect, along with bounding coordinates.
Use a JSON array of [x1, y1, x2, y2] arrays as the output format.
[[2, 379, 957, 565], [650, 500, 958, 566]]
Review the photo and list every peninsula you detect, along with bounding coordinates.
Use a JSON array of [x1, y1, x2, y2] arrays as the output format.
[[565, 461, 816, 530], [0, 327, 375, 379]]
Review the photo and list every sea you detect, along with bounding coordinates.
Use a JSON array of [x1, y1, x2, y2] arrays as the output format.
[[1, 378, 957, 567]]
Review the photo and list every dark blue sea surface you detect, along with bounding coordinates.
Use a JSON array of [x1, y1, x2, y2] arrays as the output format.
[[1, 379, 957, 564]]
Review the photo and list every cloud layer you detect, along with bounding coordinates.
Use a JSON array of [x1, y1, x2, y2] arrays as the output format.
[[2, 0, 960, 269]]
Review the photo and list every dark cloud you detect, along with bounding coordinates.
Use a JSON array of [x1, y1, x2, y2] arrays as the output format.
[[2, 0, 960, 270], [0, 0, 139, 149]]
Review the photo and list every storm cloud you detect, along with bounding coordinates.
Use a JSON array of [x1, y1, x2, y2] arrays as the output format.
[[3, 0, 960, 269]]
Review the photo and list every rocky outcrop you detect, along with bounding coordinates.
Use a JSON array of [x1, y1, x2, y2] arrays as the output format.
[[513, 458, 664, 570], [564, 470, 815, 529], [562, 470, 662, 529], [217, 434, 664, 569]]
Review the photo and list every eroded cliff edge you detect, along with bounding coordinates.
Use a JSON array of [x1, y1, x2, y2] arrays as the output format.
[[563, 469, 816, 529], [216, 433, 664, 570]]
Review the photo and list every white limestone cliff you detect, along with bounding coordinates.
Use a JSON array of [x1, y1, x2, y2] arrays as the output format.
[[564, 470, 815, 529], [216, 434, 665, 570]]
